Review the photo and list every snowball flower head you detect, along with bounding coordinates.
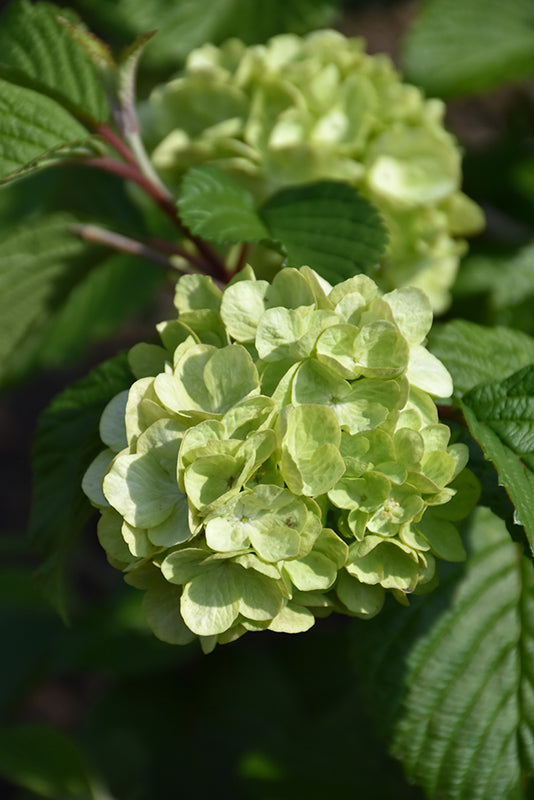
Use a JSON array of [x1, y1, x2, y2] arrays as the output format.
[[83, 266, 476, 652], [144, 30, 484, 311]]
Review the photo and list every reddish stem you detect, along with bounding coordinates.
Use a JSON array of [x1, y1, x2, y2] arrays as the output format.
[[94, 122, 138, 166], [437, 405, 467, 427], [83, 155, 230, 282]]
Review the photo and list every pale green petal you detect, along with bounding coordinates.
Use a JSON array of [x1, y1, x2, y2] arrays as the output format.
[[184, 454, 241, 510], [143, 583, 196, 645], [234, 552, 282, 581], [82, 448, 114, 508], [99, 392, 128, 452], [347, 537, 420, 590], [336, 571, 385, 618], [268, 602, 315, 632], [128, 343, 169, 379], [201, 345, 260, 412], [328, 471, 390, 512], [329, 274, 378, 307], [223, 396, 275, 438], [298, 266, 333, 309], [174, 273, 222, 313], [161, 547, 213, 584], [268, 267, 316, 308], [181, 567, 240, 635], [382, 287, 433, 345], [236, 568, 283, 621], [97, 508, 136, 569], [157, 319, 199, 353], [316, 324, 361, 379], [220, 279, 269, 342], [407, 345, 453, 397], [148, 496, 192, 547], [421, 450, 456, 488], [284, 551, 338, 591], [205, 513, 250, 552], [416, 514, 466, 562], [136, 418, 185, 474], [420, 423, 450, 452], [257, 307, 337, 362], [103, 451, 180, 528], [125, 377, 168, 446], [314, 528, 348, 570], [249, 524, 300, 562], [354, 321, 409, 378], [122, 521, 156, 558], [281, 405, 345, 496]]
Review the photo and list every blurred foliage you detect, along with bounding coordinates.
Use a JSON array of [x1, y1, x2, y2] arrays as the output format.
[[1, 0, 534, 798]]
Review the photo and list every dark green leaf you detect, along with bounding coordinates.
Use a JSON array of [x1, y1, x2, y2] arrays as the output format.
[[178, 165, 268, 244], [0, 0, 108, 122], [455, 244, 534, 337], [0, 78, 95, 184], [353, 506, 534, 800], [38, 254, 162, 365], [30, 354, 133, 616], [0, 723, 104, 799], [71, 0, 339, 70], [402, 0, 534, 97], [462, 366, 534, 550], [429, 320, 534, 396], [260, 181, 388, 283], [0, 214, 105, 386]]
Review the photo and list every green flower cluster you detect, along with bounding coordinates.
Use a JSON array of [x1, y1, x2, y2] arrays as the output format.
[[144, 30, 484, 311], [83, 266, 475, 652]]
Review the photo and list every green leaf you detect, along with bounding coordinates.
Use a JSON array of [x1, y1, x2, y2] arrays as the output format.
[[352, 506, 534, 799], [429, 320, 534, 396], [0, 78, 95, 183], [30, 354, 133, 616], [462, 366, 534, 550], [0, 214, 105, 386], [38, 254, 162, 365], [178, 165, 268, 244], [71, 0, 338, 69], [402, 0, 534, 97], [0, 0, 108, 122], [260, 181, 388, 283], [455, 243, 534, 337], [0, 723, 108, 799]]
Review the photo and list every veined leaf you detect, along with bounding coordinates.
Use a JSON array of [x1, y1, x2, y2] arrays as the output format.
[[30, 354, 133, 616], [260, 181, 388, 283], [402, 0, 534, 96], [0, 214, 105, 386], [462, 366, 534, 550], [352, 506, 534, 799], [0, 78, 95, 183], [178, 165, 268, 244], [0, 0, 108, 122], [429, 320, 534, 397]]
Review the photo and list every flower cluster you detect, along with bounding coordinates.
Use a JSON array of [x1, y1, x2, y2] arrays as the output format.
[[144, 30, 484, 311], [83, 266, 476, 652]]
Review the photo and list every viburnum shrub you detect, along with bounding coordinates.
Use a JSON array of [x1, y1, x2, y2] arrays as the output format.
[[144, 30, 484, 310], [3, 0, 534, 796], [82, 265, 475, 651]]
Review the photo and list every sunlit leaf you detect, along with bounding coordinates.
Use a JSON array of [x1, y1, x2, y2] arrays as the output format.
[[353, 506, 534, 799]]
